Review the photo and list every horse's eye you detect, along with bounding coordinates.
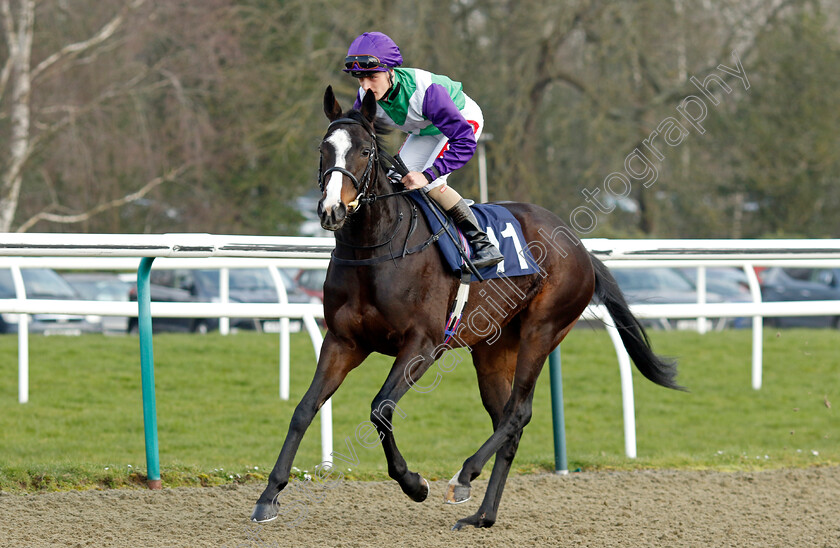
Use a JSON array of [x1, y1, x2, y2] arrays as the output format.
[[361, 148, 371, 158]]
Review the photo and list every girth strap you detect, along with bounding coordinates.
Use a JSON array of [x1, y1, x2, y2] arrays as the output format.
[[443, 271, 473, 345]]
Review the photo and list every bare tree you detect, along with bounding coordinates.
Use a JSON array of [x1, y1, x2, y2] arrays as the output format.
[[0, 0, 238, 233], [1, 0, 36, 231], [1, 0, 154, 231], [3, 0, 835, 238]]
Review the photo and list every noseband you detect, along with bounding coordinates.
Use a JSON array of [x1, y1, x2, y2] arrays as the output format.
[[318, 117, 379, 212]]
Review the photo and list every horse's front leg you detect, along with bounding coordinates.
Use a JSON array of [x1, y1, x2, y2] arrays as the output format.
[[368, 341, 440, 503], [251, 332, 368, 522]]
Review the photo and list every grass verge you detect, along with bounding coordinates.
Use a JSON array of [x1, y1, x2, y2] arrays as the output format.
[[0, 327, 837, 492]]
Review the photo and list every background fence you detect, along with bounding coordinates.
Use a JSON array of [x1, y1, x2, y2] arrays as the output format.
[[2, 235, 840, 477]]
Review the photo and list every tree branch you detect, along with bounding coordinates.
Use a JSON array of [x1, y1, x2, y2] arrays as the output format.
[[0, 0, 15, 50], [0, 0, 18, 105], [30, 0, 147, 81], [29, 74, 170, 151], [644, 0, 800, 112], [15, 163, 191, 232]]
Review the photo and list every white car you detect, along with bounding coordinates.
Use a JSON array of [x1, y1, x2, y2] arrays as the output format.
[[0, 268, 101, 335]]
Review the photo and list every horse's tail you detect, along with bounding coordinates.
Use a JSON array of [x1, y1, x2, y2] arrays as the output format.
[[590, 254, 685, 391]]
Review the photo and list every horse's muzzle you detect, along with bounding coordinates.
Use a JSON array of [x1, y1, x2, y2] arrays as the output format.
[[318, 200, 347, 231]]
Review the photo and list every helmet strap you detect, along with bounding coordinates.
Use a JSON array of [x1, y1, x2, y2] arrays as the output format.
[[384, 70, 395, 100]]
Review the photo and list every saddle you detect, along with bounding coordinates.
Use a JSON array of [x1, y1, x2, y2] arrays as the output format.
[[407, 192, 537, 282]]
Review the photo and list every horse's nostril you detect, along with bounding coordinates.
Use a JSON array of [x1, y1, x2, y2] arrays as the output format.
[[319, 200, 347, 230], [330, 205, 342, 224]]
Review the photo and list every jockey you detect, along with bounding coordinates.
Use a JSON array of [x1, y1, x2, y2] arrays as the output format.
[[344, 31, 504, 270]]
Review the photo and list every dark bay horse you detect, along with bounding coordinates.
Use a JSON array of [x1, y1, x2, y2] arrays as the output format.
[[251, 87, 682, 530]]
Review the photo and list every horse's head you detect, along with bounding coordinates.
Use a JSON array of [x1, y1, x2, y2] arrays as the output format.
[[317, 86, 381, 231]]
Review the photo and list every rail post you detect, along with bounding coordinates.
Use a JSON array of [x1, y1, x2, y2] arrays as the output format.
[[548, 346, 568, 474], [10, 265, 29, 404], [137, 257, 162, 489]]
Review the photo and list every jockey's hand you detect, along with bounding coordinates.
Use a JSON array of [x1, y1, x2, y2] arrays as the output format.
[[402, 171, 430, 190]]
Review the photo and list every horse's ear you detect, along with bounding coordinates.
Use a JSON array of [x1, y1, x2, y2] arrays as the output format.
[[361, 89, 377, 124], [324, 85, 342, 122]]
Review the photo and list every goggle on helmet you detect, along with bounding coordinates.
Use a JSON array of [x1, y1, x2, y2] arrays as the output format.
[[343, 32, 403, 78]]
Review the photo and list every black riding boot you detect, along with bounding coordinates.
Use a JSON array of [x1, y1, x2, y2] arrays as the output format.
[[447, 199, 504, 269]]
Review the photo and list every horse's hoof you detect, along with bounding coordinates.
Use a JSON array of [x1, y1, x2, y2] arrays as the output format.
[[451, 520, 469, 531], [443, 471, 471, 505], [250, 502, 278, 523], [444, 483, 471, 504], [451, 512, 494, 530], [403, 474, 430, 502], [397, 472, 429, 502], [416, 477, 430, 502]]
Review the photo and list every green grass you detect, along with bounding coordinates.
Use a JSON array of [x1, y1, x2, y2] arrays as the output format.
[[0, 328, 837, 492]]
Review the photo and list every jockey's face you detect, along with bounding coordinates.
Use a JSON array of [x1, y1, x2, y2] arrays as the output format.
[[357, 70, 391, 101]]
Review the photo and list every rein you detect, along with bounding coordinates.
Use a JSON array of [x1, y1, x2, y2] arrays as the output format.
[[331, 182, 447, 268], [320, 117, 442, 267]]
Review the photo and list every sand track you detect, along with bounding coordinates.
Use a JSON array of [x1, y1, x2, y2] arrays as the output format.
[[1, 467, 839, 547]]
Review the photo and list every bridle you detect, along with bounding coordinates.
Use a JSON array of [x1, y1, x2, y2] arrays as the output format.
[[318, 117, 413, 213], [318, 116, 448, 266], [318, 117, 379, 213]]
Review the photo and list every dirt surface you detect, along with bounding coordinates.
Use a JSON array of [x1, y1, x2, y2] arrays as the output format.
[[1, 467, 839, 547]]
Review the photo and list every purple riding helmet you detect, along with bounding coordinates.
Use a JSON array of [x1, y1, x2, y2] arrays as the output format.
[[343, 32, 403, 77]]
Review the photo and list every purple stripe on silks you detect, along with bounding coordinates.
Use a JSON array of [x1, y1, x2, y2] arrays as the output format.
[[458, 230, 471, 263], [421, 83, 477, 181]]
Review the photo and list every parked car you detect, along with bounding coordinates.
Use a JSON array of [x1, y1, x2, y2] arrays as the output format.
[[61, 272, 131, 334], [678, 267, 752, 300], [677, 267, 752, 329], [188, 267, 312, 332], [127, 279, 218, 335], [130, 267, 311, 334], [810, 268, 840, 290], [759, 267, 840, 328], [294, 269, 327, 303], [610, 267, 747, 330], [0, 267, 100, 335], [275, 268, 319, 324]]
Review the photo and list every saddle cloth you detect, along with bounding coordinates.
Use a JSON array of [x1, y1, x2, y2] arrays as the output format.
[[407, 192, 537, 281]]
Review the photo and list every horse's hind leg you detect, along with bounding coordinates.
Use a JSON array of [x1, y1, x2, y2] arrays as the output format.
[[251, 332, 368, 522], [447, 335, 522, 530], [447, 321, 577, 529], [452, 410, 527, 530]]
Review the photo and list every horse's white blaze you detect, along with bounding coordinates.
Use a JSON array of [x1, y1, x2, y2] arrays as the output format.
[[323, 129, 352, 212]]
